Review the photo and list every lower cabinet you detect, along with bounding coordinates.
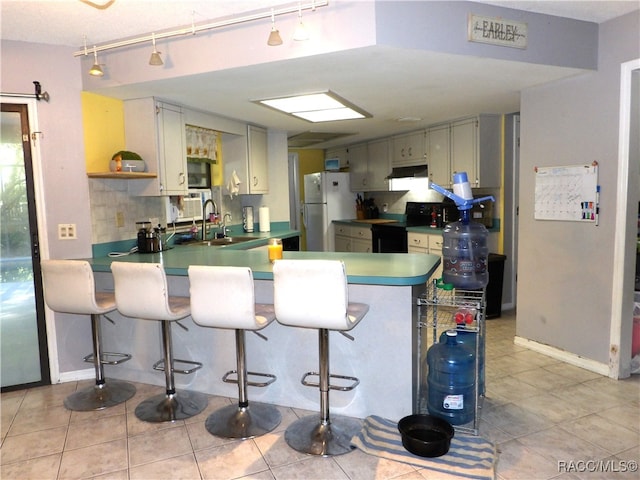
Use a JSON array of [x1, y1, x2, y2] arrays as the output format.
[[408, 231, 443, 279], [334, 224, 372, 253]]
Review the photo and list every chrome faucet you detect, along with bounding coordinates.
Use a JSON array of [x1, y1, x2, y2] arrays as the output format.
[[202, 199, 218, 241], [221, 213, 232, 237]]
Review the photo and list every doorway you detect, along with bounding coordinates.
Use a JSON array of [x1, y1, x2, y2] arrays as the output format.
[[610, 59, 640, 378], [1, 102, 50, 390]]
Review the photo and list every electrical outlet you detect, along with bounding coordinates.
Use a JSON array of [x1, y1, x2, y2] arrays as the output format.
[[58, 223, 77, 240], [115, 211, 125, 228]]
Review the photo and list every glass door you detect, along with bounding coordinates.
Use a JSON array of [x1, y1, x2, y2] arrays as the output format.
[[1, 102, 50, 390]]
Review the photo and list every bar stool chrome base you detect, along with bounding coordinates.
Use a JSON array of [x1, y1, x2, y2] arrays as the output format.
[[64, 379, 136, 411], [135, 390, 208, 423], [284, 414, 363, 456], [205, 402, 281, 439]]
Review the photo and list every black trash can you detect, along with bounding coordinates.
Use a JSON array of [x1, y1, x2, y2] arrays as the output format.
[[486, 254, 506, 319]]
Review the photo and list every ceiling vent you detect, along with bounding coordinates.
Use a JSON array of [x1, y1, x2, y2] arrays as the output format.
[[287, 131, 353, 148]]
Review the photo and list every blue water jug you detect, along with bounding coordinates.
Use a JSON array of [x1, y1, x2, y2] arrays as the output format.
[[439, 326, 484, 396], [442, 209, 489, 290], [427, 330, 476, 425]]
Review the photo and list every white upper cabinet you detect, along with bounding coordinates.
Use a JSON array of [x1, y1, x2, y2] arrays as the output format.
[[348, 143, 368, 191], [328, 114, 502, 191], [450, 114, 501, 188], [392, 130, 426, 166], [366, 138, 391, 191], [224, 125, 269, 195], [348, 139, 390, 192], [125, 98, 187, 196], [426, 123, 450, 187], [247, 125, 269, 194]]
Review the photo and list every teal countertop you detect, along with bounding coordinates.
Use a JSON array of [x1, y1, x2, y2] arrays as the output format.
[[91, 224, 299, 258], [333, 218, 499, 233], [88, 243, 440, 287]]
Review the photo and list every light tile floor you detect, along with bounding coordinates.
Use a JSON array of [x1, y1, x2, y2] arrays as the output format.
[[1, 312, 639, 479]]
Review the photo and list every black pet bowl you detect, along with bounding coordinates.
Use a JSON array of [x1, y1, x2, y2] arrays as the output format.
[[397, 414, 454, 458]]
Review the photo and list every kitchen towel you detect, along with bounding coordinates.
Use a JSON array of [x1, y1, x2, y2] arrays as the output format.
[[259, 206, 270, 232], [226, 170, 241, 198], [351, 415, 496, 480]]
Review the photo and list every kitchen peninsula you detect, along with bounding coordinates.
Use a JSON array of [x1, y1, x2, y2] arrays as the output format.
[[88, 242, 440, 420]]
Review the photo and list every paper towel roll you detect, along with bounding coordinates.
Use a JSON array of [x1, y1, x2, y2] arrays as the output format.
[[259, 206, 270, 232]]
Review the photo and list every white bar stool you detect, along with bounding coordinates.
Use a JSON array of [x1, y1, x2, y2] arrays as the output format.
[[188, 265, 281, 439], [111, 261, 208, 422], [41, 259, 136, 411], [272, 259, 369, 456]]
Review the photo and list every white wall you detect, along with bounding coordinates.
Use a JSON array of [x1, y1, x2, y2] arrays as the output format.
[[516, 11, 640, 370]]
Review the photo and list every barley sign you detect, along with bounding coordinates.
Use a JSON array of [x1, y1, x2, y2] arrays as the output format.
[[468, 14, 528, 49]]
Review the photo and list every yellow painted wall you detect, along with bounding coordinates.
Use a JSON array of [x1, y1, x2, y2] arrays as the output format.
[[290, 148, 327, 250], [292, 148, 325, 188], [212, 132, 223, 186], [81, 92, 126, 172]]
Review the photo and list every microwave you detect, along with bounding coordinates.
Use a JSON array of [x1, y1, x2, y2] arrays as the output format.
[[187, 160, 212, 189], [164, 189, 212, 224]]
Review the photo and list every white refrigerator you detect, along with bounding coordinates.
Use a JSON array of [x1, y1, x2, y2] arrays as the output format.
[[303, 171, 354, 251]]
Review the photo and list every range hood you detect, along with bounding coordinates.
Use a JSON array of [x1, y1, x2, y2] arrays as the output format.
[[386, 165, 429, 191]]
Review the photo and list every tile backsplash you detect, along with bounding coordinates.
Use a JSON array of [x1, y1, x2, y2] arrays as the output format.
[[88, 179, 164, 244]]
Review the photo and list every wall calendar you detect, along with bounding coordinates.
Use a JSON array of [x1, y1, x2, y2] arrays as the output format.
[[534, 162, 599, 224]]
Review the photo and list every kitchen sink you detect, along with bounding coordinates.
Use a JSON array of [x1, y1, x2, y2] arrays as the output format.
[[196, 236, 262, 246]]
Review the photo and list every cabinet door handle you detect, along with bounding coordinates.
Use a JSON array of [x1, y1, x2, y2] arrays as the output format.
[[253, 176, 258, 186], [408, 146, 412, 157], [178, 173, 185, 185]]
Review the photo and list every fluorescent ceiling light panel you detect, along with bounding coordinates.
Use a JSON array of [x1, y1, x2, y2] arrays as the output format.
[[293, 108, 366, 122], [256, 91, 371, 123]]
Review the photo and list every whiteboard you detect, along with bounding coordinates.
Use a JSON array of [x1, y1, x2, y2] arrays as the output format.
[[534, 163, 599, 222]]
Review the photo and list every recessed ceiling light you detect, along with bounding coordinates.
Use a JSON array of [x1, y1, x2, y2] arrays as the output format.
[[254, 91, 371, 123]]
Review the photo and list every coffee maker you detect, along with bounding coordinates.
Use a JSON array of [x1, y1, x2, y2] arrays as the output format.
[[136, 221, 164, 253]]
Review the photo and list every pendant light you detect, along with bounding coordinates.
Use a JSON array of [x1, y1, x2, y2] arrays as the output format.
[[267, 9, 283, 46], [293, 3, 309, 41], [149, 33, 164, 66], [89, 46, 104, 76]]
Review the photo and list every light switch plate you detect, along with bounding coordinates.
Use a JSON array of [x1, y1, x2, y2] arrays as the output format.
[[115, 212, 125, 228], [58, 224, 77, 240]]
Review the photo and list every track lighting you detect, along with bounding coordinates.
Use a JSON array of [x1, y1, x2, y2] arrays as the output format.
[[89, 46, 104, 76], [267, 9, 283, 46], [74, 1, 328, 68], [149, 33, 163, 66], [293, 4, 309, 41]]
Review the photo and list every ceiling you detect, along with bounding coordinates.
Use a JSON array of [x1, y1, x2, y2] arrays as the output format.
[[2, 1, 638, 148]]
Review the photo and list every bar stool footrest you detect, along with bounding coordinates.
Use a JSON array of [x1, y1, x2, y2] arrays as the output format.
[[222, 370, 277, 387], [301, 371, 360, 391], [84, 352, 132, 366], [153, 358, 203, 375]]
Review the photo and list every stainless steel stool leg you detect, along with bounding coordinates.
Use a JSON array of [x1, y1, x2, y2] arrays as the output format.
[[205, 329, 281, 439], [135, 320, 208, 422], [64, 314, 136, 411], [284, 329, 362, 456]]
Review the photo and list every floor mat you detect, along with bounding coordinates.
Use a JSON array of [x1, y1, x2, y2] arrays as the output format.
[[351, 415, 496, 480]]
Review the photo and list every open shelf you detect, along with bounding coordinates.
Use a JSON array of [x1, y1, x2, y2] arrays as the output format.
[[87, 172, 157, 179]]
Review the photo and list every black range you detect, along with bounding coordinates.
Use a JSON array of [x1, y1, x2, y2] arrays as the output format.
[[372, 201, 454, 253]]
